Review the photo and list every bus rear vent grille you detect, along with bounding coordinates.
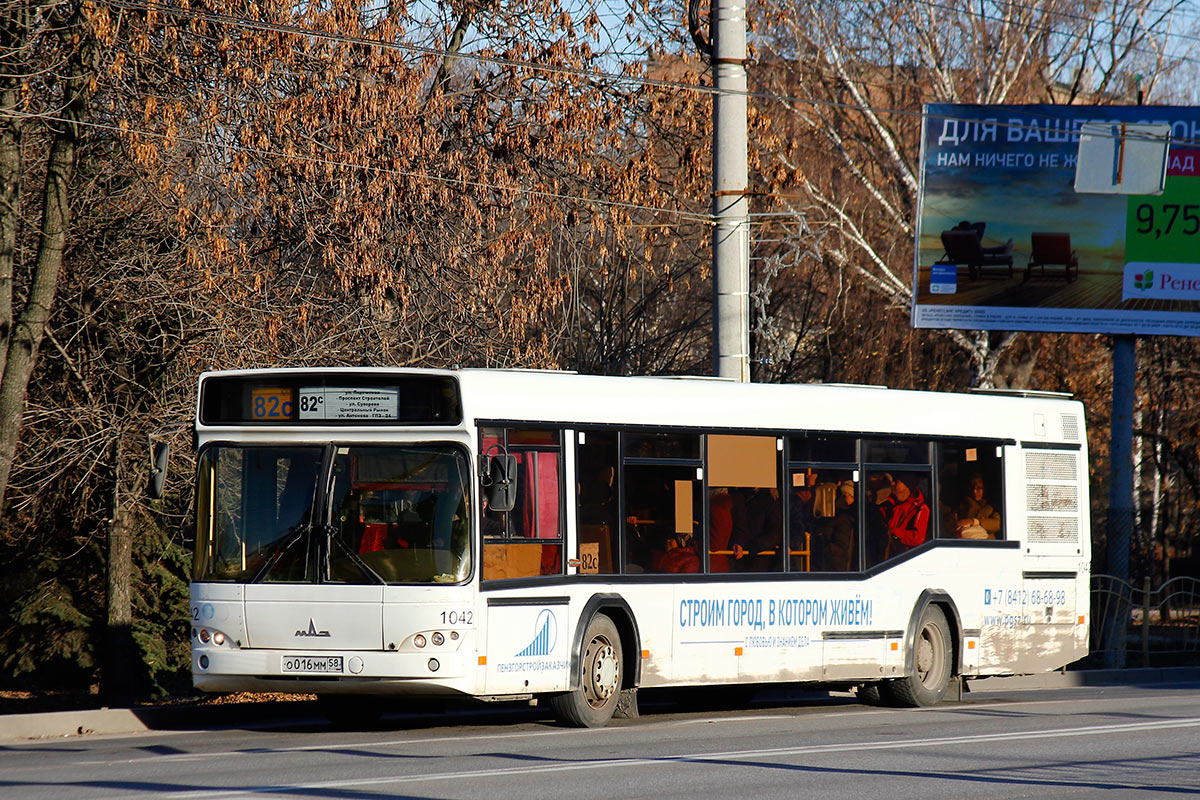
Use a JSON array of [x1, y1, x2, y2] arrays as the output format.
[[1061, 414, 1080, 441], [1027, 483, 1078, 512], [1027, 516, 1079, 543], [1025, 451, 1077, 481]]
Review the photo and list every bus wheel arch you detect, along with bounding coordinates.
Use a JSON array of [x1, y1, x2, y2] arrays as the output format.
[[885, 591, 961, 707], [571, 594, 641, 690], [547, 594, 640, 727]]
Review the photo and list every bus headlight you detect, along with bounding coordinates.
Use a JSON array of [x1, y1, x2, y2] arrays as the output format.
[[199, 629, 211, 644], [431, 632, 444, 646], [414, 634, 427, 648], [213, 631, 226, 646]]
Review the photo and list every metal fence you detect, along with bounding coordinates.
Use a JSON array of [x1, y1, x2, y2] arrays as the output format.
[[1089, 574, 1200, 668]]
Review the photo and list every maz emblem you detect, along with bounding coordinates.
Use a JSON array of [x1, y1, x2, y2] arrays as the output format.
[[295, 619, 331, 638]]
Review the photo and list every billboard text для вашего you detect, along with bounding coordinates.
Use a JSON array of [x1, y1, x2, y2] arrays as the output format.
[[913, 104, 1200, 336]]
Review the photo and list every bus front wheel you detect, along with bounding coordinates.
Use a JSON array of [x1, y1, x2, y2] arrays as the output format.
[[549, 614, 623, 728], [884, 604, 952, 707]]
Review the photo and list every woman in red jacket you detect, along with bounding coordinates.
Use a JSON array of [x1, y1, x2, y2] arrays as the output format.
[[880, 475, 930, 557]]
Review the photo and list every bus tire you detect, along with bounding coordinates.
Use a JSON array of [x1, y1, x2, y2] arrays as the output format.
[[885, 604, 952, 707], [855, 682, 884, 706], [548, 614, 623, 728]]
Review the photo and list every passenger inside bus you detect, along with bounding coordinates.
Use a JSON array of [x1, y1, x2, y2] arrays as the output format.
[[815, 480, 856, 571], [731, 487, 782, 572], [789, 480, 817, 571], [577, 463, 617, 574], [623, 474, 672, 573], [955, 473, 1001, 539], [624, 471, 701, 574], [709, 488, 736, 573], [880, 474, 930, 557]]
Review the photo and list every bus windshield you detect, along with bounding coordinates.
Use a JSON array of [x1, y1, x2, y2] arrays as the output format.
[[194, 444, 471, 584], [195, 445, 323, 582], [327, 445, 471, 584]]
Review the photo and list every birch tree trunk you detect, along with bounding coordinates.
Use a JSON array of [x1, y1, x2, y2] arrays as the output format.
[[0, 6, 90, 510]]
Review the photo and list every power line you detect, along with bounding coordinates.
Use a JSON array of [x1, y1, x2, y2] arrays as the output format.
[[899, 0, 1200, 62], [898, 0, 1200, 48], [101, 0, 1200, 146], [0, 107, 717, 225]]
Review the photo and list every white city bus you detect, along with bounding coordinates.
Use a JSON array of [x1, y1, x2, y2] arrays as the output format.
[[189, 368, 1090, 726]]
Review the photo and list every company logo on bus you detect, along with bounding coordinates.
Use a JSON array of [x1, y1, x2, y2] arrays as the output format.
[[295, 618, 331, 638], [516, 609, 557, 657]]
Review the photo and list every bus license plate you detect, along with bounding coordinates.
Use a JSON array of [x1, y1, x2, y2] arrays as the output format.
[[282, 655, 344, 674]]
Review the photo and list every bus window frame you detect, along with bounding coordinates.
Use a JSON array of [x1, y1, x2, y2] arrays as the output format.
[[480, 420, 1016, 582], [477, 424, 567, 582], [935, 440, 1008, 542], [706, 433, 785, 575], [619, 430, 704, 575], [193, 439, 475, 586]]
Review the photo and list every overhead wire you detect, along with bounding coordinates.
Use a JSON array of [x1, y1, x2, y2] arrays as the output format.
[[0, 106, 719, 225], [100, 0, 1200, 146], [5, 0, 1194, 228]]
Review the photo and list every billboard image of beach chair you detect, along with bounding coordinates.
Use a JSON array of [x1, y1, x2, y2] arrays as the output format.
[[937, 225, 1014, 280], [1024, 232, 1079, 282]]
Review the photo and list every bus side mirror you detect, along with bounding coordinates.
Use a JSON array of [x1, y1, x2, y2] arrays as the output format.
[[483, 454, 518, 512], [148, 442, 170, 499]]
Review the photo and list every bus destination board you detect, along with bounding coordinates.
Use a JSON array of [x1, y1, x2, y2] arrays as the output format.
[[250, 387, 294, 420], [298, 386, 401, 420]]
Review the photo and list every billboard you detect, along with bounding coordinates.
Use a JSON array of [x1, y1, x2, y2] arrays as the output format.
[[913, 104, 1200, 335]]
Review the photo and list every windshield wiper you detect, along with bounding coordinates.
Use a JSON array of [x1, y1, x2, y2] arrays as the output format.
[[250, 523, 311, 584], [326, 527, 386, 585]]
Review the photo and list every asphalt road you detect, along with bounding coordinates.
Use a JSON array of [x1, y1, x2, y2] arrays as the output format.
[[3, 683, 1200, 799]]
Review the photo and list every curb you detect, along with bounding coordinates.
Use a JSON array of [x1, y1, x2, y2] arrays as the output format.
[[4, 667, 1200, 743], [0, 701, 323, 743], [0, 708, 152, 742]]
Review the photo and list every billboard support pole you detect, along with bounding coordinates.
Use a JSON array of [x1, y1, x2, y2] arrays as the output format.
[[1105, 334, 1135, 667]]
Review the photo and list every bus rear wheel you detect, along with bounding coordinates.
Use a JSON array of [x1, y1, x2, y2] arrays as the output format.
[[548, 614, 623, 728], [884, 604, 952, 707]]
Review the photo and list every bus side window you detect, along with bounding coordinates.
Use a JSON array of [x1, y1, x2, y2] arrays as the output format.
[[938, 441, 1004, 540], [863, 439, 934, 568], [707, 434, 782, 573], [787, 435, 858, 572], [577, 431, 618, 575], [864, 469, 932, 567], [481, 427, 564, 580], [622, 432, 702, 575]]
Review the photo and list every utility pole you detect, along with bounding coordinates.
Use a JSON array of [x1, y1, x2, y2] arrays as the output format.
[[711, 0, 750, 382]]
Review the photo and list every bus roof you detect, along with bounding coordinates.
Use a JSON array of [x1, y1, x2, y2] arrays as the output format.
[[194, 367, 1085, 447]]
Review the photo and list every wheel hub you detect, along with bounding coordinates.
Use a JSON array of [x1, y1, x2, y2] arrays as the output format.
[[591, 643, 618, 700], [916, 635, 934, 677]]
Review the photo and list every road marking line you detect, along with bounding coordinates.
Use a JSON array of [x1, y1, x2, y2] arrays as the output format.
[[63, 691, 1191, 767], [138, 716, 1200, 799]]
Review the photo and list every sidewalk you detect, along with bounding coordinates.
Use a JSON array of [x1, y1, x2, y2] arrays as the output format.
[[4, 666, 1200, 743], [0, 699, 324, 743]]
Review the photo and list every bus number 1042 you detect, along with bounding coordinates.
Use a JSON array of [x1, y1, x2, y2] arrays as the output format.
[[440, 610, 473, 626]]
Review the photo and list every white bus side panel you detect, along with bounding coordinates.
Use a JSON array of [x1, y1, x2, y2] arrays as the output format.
[[483, 601, 571, 694]]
